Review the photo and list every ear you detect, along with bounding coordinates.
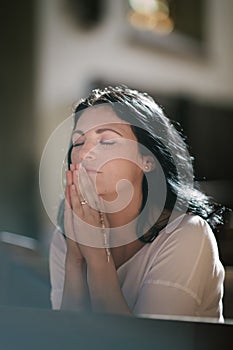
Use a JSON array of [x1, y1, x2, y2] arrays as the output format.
[[142, 155, 156, 173]]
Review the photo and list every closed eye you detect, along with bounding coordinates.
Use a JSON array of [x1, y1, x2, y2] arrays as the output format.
[[73, 142, 84, 147], [100, 140, 116, 146], [72, 140, 117, 147]]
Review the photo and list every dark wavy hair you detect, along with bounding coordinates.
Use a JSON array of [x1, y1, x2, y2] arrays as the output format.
[[59, 85, 229, 242]]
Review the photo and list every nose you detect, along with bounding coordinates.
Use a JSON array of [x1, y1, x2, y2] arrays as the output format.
[[76, 141, 96, 163]]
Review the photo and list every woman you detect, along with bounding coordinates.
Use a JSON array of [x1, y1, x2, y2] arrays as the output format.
[[49, 85, 226, 319]]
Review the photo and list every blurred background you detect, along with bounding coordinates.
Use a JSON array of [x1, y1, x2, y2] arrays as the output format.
[[0, 0, 233, 317]]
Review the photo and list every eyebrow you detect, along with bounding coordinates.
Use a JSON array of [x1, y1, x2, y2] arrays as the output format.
[[72, 127, 123, 137]]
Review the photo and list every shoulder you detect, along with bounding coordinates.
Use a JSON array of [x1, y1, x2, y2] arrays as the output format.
[[149, 213, 222, 277], [145, 213, 224, 295], [173, 213, 220, 258], [163, 213, 218, 250]]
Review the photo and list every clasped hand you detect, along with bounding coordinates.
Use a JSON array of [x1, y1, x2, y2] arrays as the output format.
[[64, 163, 110, 265]]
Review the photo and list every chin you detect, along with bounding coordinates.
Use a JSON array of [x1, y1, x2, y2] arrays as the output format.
[[98, 192, 118, 202]]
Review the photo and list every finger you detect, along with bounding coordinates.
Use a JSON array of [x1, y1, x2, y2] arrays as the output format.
[[70, 164, 84, 209], [68, 183, 89, 240], [64, 197, 75, 241], [65, 186, 71, 209], [70, 163, 75, 172], [66, 170, 73, 186], [78, 165, 101, 211], [73, 166, 98, 215], [70, 183, 84, 215], [70, 163, 76, 186], [72, 166, 101, 226], [72, 166, 85, 203], [72, 168, 99, 224], [65, 171, 73, 207]]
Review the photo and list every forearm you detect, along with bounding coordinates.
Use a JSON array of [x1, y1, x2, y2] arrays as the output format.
[[61, 256, 90, 311], [87, 257, 132, 315]]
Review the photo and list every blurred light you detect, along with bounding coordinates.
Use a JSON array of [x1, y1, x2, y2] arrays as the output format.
[[129, 0, 158, 14], [152, 15, 174, 34], [128, 0, 174, 35]]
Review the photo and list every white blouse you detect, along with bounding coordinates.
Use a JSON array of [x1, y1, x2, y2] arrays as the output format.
[[49, 213, 225, 320]]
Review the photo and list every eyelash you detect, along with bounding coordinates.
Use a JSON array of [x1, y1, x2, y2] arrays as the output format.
[[73, 140, 116, 147]]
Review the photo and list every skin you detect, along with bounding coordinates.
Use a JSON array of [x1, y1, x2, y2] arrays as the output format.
[[61, 105, 155, 314]]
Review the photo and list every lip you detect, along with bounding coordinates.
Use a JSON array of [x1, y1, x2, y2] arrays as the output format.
[[85, 168, 102, 174]]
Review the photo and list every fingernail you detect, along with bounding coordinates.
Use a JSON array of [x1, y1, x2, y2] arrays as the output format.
[[75, 170, 79, 176], [70, 164, 75, 171], [71, 184, 75, 190]]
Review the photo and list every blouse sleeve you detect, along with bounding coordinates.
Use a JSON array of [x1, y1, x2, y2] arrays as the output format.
[[49, 230, 67, 309], [133, 216, 224, 319]]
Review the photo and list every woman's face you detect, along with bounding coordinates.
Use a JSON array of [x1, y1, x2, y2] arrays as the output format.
[[71, 105, 146, 202]]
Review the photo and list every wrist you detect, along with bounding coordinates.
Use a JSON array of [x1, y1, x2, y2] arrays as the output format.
[[66, 239, 84, 264], [66, 251, 85, 266], [87, 251, 114, 271]]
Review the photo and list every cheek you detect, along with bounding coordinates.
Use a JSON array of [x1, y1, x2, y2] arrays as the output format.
[[96, 162, 143, 200], [101, 159, 143, 180]]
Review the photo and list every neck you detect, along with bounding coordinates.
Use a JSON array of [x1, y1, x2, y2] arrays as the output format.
[[111, 239, 146, 270], [104, 186, 143, 228], [103, 187, 145, 270]]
